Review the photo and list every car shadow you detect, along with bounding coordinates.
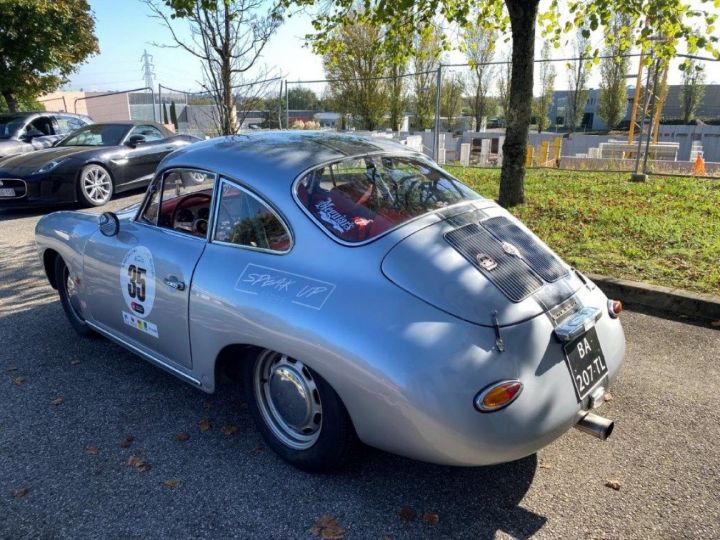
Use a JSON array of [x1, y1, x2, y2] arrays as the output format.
[[1, 237, 546, 538]]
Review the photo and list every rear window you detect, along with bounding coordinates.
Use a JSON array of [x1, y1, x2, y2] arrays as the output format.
[[295, 155, 481, 243]]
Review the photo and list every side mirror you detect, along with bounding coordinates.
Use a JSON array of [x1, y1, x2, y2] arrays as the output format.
[[126, 134, 146, 148], [98, 212, 120, 237]]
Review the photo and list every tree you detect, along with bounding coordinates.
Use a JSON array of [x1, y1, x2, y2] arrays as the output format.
[[462, 25, 496, 131], [533, 41, 555, 133], [440, 72, 465, 131], [496, 52, 512, 125], [0, 0, 98, 112], [412, 26, 442, 131], [288, 87, 321, 111], [145, 0, 283, 135], [286, 0, 719, 207], [681, 60, 705, 124], [565, 30, 592, 133], [597, 14, 631, 130], [387, 53, 408, 132], [320, 16, 389, 130], [170, 101, 179, 129]]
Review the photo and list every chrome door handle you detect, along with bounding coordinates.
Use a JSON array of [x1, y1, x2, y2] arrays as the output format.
[[163, 275, 186, 291]]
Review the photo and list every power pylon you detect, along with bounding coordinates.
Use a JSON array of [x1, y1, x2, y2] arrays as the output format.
[[141, 49, 156, 89]]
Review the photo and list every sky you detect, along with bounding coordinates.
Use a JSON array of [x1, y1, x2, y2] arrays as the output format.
[[66, 0, 719, 95]]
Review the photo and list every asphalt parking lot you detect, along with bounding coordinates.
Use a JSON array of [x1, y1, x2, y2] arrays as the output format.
[[1, 191, 719, 539]]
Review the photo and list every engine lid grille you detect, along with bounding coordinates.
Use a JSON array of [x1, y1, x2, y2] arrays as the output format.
[[445, 223, 544, 302], [480, 216, 568, 283]]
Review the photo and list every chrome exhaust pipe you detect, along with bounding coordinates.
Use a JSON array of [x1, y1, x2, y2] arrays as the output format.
[[573, 412, 614, 440]]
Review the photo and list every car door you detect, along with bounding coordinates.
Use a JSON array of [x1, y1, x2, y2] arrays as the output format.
[[122, 125, 178, 184], [82, 168, 217, 371]]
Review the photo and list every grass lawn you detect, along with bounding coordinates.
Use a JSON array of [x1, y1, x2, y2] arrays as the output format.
[[446, 166, 720, 296]]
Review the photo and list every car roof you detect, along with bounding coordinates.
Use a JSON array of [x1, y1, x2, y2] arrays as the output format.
[[0, 111, 88, 119], [161, 131, 418, 187]]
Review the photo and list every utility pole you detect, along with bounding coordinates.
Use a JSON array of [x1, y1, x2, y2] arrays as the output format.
[[141, 49, 156, 90]]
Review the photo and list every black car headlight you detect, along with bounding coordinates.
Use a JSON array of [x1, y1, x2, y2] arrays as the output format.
[[33, 159, 66, 174]]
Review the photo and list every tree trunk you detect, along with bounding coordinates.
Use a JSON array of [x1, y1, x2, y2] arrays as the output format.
[[499, 0, 539, 208], [3, 91, 19, 113]]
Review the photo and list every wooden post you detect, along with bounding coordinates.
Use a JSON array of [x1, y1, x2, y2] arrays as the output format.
[[628, 51, 645, 144]]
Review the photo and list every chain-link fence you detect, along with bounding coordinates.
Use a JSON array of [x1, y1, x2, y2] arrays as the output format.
[[41, 52, 720, 177]]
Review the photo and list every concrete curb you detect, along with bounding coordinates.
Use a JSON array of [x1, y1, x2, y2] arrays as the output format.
[[587, 273, 720, 323]]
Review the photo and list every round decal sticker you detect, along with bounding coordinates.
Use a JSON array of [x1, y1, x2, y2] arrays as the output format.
[[120, 246, 156, 319]]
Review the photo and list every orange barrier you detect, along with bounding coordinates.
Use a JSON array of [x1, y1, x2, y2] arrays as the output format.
[[694, 154, 706, 176]]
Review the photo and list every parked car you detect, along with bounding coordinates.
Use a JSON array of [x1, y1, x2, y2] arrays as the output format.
[[0, 111, 93, 159], [0, 121, 198, 208], [35, 132, 626, 472]]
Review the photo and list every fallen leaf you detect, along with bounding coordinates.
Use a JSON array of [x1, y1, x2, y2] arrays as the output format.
[[604, 392, 614, 402], [398, 506, 416, 522], [50, 397, 64, 406], [85, 446, 99, 455], [119, 436, 135, 449], [70, 359, 81, 366], [127, 455, 151, 472], [220, 425, 238, 436], [249, 444, 264, 455], [202, 399, 212, 410], [11, 487, 30, 499], [605, 480, 622, 491], [14, 377, 26, 386], [164, 479, 182, 489], [175, 432, 190, 442], [422, 512, 439, 525], [309, 514, 345, 539], [198, 419, 212, 433]]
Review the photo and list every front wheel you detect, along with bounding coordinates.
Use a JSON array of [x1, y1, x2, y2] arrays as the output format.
[[243, 350, 357, 472], [55, 256, 94, 337], [77, 164, 113, 207]]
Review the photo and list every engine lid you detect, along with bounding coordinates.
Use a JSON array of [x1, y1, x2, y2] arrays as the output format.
[[381, 204, 583, 327]]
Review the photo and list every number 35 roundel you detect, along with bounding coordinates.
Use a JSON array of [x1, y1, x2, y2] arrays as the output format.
[[120, 246, 156, 319]]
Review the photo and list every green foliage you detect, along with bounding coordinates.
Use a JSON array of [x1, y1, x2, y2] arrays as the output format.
[[532, 41, 555, 133], [565, 30, 592, 133], [597, 14, 630, 130], [0, 0, 99, 111], [446, 166, 720, 295], [0, 96, 44, 113], [440, 73, 465, 131], [462, 24, 496, 130], [288, 87, 321, 111], [170, 101, 179, 129], [681, 59, 706, 123], [320, 15, 390, 130], [411, 26, 442, 131]]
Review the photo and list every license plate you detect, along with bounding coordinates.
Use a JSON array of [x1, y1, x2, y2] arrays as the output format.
[[0, 188, 14, 197], [564, 327, 608, 400]]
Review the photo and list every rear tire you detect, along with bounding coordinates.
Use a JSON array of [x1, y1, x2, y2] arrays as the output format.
[[77, 164, 113, 207], [55, 256, 94, 337], [243, 349, 357, 472]]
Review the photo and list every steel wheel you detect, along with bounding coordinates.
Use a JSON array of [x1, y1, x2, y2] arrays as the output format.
[[63, 265, 85, 323], [80, 165, 113, 206], [253, 351, 323, 450]]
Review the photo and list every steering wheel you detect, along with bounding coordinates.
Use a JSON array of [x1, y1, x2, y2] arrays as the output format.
[[171, 193, 212, 234]]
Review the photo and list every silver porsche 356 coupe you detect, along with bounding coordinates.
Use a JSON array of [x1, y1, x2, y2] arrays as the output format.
[[35, 132, 625, 471]]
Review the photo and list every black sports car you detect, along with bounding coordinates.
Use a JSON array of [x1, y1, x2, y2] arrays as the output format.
[[0, 111, 93, 159], [0, 121, 198, 208]]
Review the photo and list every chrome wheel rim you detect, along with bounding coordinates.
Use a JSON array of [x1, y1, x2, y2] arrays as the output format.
[[63, 267, 84, 322], [81, 165, 112, 204], [254, 351, 322, 450]]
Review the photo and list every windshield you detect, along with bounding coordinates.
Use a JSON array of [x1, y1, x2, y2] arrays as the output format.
[[0, 115, 27, 140], [296, 155, 481, 243], [59, 124, 130, 147]]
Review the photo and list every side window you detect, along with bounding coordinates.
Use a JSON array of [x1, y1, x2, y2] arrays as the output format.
[[26, 116, 53, 136], [213, 180, 291, 253], [129, 125, 164, 142], [139, 168, 216, 238], [55, 115, 87, 134]]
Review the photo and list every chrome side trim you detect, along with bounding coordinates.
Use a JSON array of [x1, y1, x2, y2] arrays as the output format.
[[86, 320, 202, 387]]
